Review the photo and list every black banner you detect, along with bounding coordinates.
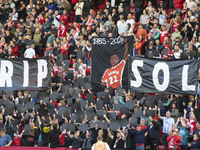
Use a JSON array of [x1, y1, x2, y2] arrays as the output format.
[[0, 57, 51, 91], [130, 56, 199, 95], [91, 36, 134, 93]]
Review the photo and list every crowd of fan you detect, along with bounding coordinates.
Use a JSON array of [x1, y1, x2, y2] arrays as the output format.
[[0, 0, 200, 150]]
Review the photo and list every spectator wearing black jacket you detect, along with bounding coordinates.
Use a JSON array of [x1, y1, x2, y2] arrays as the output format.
[[121, 0, 130, 16], [65, 132, 74, 147], [148, 116, 161, 150], [83, 0, 92, 17], [134, 0, 144, 23], [49, 123, 61, 148], [0, 5, 5, 23], [21, 129, 36, 146], [4, 4, 12, 21], [17, 35, 26, 57], [37, 114, 52, 147], [71, 131, 83, 149], [124, 127, 135, 150], [0, 48, 6, 58], [113, 129, 125, 149], [108, 20, 118, 38]]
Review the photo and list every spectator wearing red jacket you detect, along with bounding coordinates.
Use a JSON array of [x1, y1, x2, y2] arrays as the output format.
[[59, 10, 69, 26], [10, 41, 18, 57], [13, 130, 23, 146], [167, 128, 181, 150], [173, 0, 184, 14]]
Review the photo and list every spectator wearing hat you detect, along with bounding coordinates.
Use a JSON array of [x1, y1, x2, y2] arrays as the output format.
[[148, 116, 161, 150], [167, 128, 181, 150]]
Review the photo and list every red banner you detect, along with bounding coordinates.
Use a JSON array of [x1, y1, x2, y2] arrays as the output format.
[[0, 147, 79, 150]]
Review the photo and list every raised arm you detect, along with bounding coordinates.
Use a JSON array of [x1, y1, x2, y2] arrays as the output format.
[[48, 113, 52, 124], [169, 118, 180, 135], [117, 128, 126, 141], [158, 108, 163, 120], [183, 109, 187, 119], [37, 112, 42, 127], [123, 38, 129, 62], [103, 114, 110, 124], [107, 128, 114, 139]]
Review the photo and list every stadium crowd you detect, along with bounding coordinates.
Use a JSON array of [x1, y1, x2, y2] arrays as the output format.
[[0, 0, 200, 150]]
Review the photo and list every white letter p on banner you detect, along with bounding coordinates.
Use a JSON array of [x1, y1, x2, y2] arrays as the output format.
[[37, 60, 48, 87]]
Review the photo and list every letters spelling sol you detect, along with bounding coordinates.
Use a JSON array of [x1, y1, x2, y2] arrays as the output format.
[[131, 60, 196, 92]]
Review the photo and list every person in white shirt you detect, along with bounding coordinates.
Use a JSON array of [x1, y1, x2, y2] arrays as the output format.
[[126, 13, 135, 29], [10, 8, 18, 27], [186, 0, 197, 12], [78, 58, 87, 78], [74, 0, 84, 23], [117, 15, 127, 35], [24, 44, 36, 58], [53, 10, 60, 29]]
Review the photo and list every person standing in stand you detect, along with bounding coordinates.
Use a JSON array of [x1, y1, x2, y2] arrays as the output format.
[[167, 128, 181, 150], [92, 136, 110, 150], [158, 108, 175, 150]]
